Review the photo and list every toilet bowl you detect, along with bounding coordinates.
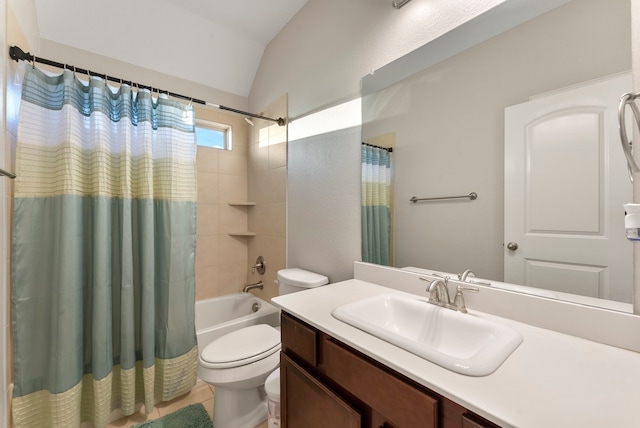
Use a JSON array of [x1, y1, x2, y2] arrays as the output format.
[[198, 268, 328, 428], [198, 324, 281, 428]]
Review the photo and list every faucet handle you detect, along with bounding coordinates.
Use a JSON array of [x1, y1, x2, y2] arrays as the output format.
[[453, 285, 479, 313], [468, 279, 492, 286], [419, 275, 449, 284], [251, 256, 266, 275], [419, 276, 449, 292], [425, 272, 448, 279]]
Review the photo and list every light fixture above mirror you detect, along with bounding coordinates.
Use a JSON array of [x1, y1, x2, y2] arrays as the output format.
[[392, 0, 412, 9]]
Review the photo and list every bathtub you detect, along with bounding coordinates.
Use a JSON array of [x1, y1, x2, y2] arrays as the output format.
[[195, 292, 281, 350]]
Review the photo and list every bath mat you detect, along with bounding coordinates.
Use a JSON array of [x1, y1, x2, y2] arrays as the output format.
[[131, 403, 213, 428]]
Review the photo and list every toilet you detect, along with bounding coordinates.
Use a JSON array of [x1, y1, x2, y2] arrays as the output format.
[[197, 268, 329, 428]]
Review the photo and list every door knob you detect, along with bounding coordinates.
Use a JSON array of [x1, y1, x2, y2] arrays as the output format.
[[506, 242, 518, 251]]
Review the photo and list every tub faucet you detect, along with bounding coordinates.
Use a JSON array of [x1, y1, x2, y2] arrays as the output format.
[[243, 281, 264, 293]]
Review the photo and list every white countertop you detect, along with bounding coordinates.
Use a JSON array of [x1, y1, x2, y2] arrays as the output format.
[[272, 279, 640, 428]]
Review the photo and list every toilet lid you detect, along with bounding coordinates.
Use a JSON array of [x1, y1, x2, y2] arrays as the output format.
[[277, 268, 329, 288], [201, 324, 281, 369]]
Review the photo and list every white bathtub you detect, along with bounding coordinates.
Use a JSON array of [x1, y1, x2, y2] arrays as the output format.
[[195, 292, 281, 350]]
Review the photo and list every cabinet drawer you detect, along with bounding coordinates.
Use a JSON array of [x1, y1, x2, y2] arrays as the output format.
[[281, 353, 362, 428], [322, 337, 439, 428], [281, 312, 317, 366], [462, 413, 501, 428]]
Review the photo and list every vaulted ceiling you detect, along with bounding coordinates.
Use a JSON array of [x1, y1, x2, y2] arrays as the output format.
[[34, 0, 309, 97]]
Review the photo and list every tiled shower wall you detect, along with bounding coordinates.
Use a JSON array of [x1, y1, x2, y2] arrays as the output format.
[[194, 95, 287, 301], [194, 107, 252, 300], [247, 96, 288, 301]]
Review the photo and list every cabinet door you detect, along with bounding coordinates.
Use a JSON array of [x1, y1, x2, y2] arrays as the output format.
[[281, 312, 317, 366], [322, 337, 438, 428], [281, 353, 362, 428]]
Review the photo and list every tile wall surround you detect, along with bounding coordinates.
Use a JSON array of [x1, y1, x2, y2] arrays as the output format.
[[195, 94, 288, 303], [195, 107, 253, 301], [247, 95, 288, 302]]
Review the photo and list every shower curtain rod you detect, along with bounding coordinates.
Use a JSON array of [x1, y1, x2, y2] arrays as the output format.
[[362, 142, 393, 152], [9, 45, 286, 126]]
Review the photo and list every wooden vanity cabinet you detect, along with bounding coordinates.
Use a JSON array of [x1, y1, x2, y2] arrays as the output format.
[[281, 353, 362, 428], [280, 311, 500, 428]]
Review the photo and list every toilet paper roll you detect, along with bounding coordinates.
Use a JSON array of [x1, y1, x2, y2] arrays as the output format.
[[624, 203, 640, 240]]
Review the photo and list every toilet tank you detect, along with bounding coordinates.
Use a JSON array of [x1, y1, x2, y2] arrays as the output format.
[[277, 268, 329, 295]]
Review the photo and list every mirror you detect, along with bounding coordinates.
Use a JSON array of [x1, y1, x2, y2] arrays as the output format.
[[361, 0, 633, 311]]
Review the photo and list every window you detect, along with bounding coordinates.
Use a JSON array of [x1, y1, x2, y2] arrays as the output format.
[[196, 119, 232, 150]]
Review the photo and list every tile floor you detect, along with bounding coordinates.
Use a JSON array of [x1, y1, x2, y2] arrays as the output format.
[[105, 379, 268, 428]]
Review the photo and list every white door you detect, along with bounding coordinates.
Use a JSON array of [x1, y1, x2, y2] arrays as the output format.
[[504, 73, 632, 302]]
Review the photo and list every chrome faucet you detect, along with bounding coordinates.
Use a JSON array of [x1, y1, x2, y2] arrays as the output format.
[[458, 268, 492, 286], [243, 281, 264, 293], [458, 269, 475, 282], [420, 277, 479, 313], [420, 277, 452, 308]]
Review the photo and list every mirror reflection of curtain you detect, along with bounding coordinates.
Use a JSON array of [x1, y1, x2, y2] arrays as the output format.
[[11, 66, 198, 427], [361, 144, 392, 265]]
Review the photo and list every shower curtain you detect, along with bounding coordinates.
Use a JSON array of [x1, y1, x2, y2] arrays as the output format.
[[11, 67, 198, 427], [361, 144, 392, 266]]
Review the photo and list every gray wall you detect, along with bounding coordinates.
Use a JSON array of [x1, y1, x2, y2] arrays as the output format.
[[250, 0, 509, 281], [249, 0, 507, 119], [362, 0, 630, 281], [287, 127, 362, 283]]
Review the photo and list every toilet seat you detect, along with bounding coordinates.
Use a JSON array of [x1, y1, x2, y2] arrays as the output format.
[[201, 324, 281, 369]]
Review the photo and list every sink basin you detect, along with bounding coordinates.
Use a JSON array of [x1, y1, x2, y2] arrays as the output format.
[[331, 293, 522, 376]]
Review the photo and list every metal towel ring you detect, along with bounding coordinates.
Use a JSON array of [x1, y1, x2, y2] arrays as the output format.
[[618, 92, 640, 182]]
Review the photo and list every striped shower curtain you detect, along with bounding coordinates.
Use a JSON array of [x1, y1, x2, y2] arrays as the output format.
[[361, 144, 392, 266], [11, 67, 198, 427]]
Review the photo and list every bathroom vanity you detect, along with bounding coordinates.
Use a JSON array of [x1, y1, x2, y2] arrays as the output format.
[[271, 263, 640, 428], [280, 311, 498, 427]]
